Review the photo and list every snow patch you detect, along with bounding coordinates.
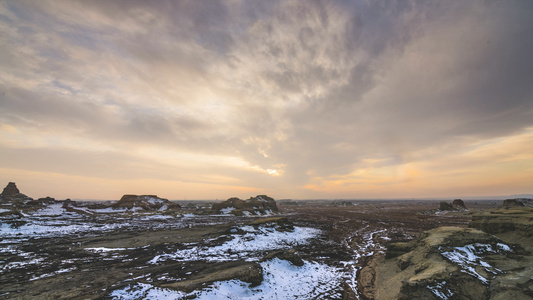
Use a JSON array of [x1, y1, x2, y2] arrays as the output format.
[[219, 207, 234, 215], [427, 281, 454, 300], [149, 225, 320, 264], [440, 243, 513, 283]]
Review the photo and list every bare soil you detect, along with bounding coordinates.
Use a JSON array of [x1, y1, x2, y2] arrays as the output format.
[[1, 200, 501, 299]]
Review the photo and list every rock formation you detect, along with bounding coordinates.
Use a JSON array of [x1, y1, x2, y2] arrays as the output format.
[[438, 201, 454, 211], [1, 182, 20, 197], [112, 195, 180, 211], [0, 182, 34, 208], [162, 262, 263, 292], [502, 199, 525, 207], [37, 196, 56, 205], [211, 195, 279, 216], [452, 199, 466, 210], [470, 206, 533, 237], [438, 199, 467, 211], [369, 226, 532, 299]]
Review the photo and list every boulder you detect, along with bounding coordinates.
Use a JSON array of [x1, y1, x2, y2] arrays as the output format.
[[249, 217, 294, 232], [211, 195, 279, 216], [112, 195, 180, 211], [262, 250, 304, 266], [452, 199, 467, 210], [439, 201, 454, 211]]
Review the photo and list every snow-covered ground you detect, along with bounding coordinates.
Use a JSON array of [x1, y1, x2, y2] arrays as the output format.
[[109, 258, 343, 299], [1, 203, 386, 299], [149, 225, 320, 264]]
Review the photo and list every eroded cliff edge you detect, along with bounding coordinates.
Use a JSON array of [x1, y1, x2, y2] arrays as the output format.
[[361, 207, 533, 300]]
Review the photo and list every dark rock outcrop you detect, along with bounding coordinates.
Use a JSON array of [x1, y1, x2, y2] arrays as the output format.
[[438, 199, 467, 212], [162, 262, 263, 292], [502, 199, 525, 208], [36, 196, 56, 205], [112, 195, 180, 211], [0, 182, 34, 208], [452, 199, 467, 210], [262, 250, 304, 266], [1, 182, 20, 197], [211, 195, 279, 216], [439, 201, 454, 211], [62, 199, 74, 209], [249, 217, 294, 232]]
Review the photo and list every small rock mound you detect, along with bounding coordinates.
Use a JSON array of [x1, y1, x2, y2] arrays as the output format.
[[211, 195, 279, 216], [262, 250, 304, 266], [112, 195, 180, 211], [162, 262, 263, 292]]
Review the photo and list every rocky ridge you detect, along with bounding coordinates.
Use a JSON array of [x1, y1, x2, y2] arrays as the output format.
[[470, 206, 533, 237], [360, 203, 533, 300], [211, 195, 279, 216], [112, 194, 181, 211], [369, 226, 532, 299]]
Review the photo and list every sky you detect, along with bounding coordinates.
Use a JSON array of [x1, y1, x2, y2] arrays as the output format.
[[1, 0, 532, 200]]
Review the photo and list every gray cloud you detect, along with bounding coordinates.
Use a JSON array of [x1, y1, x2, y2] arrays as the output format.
[[1, 0, 532, 198]]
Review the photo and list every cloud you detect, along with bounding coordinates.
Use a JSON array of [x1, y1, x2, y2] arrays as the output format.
[[1, 0, 532, 199]]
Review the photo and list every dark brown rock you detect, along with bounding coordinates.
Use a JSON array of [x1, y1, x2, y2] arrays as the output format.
[[262, 250, 304, 266], [452, 199, 467, 210], [0, 182, 33, 207], [502, 199, 525, 208], [439, 201, 454, 211], [1, 182, 20, 197], [62, 199, 73, 208], [162, 262, 263, 292]]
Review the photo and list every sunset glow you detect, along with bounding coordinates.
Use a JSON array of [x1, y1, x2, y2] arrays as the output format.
[[1, 1, 532, 200]]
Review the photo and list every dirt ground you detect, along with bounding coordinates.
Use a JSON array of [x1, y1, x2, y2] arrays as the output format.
[[1, 199, 501, 299]]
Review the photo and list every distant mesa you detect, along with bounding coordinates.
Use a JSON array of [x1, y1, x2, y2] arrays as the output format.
[[112, 194, 181, 211], [502, 199, 525, 208], [470, 206, 533, 237], [211, 195, 279, 216]]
